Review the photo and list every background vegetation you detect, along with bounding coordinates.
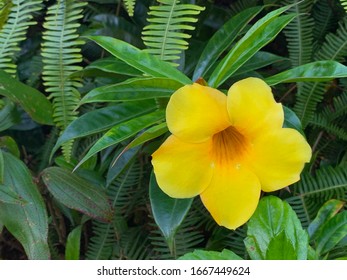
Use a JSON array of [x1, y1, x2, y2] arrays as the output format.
[[0, 0, 347, 260]]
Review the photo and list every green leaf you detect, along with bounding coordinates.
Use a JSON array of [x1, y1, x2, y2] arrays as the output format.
[[80, 77, 182, 104], [0, 69, 53, 125], [265, 231, 297, 260], [315, 211, 347, 255], [0, 151, 50, 259], [52, 100, 157, 158], [193, 6, 263, 81], [149, 171, 193, 254], [0, 136, 20, 158], [75, 110, 165, 170], [86, 36, 192, 85], [0, 99, 20, 132], [208, 6, 295, 88], [308, 199, 345, 240], [126, 122, 168, 151], [41, 167, 113, 222], [65, 225, 82, 260], [0, 184, 28, 205], [179, 249, 243, 260], [283, 106, 305, 136], [233, 51, 289, 77], [245, 196, 308, 260], [75, 57, 142, 77], [265, 60, 347, 85]]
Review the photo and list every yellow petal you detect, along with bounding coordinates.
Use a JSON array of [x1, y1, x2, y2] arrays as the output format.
[[166, 83, 230, 143], [248, 128, 312, 192], [227, 77, 284, 138], [200, 164, 261, 230], [151, 135, 214, 198]]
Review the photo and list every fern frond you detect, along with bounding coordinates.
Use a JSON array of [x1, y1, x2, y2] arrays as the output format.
[[123, 0, 136, 17], [41, 0, 86, 161], [86, 161, 144, 260], [309, 114, 347, 140], [229, 0, 258, 16], [294, 16, 347, 127], [282, 0, 314, 67], [0, 0, 43, 75], [320, 91, 347, 121], [287, 164, 347, 227], [312, 0, 338, 48], [142, 0, 205, 66], [340, 0, 347, 12]]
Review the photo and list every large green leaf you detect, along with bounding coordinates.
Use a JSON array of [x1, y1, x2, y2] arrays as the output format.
[[265, 60, 347, 85], [149, 172, 193, 254], [315, 211, 347, 255], [283, 106, 305, 136], [65, 225, 82, 260], [208, 6, 294, 88], [80, 77, 182, 104], [308, 199, 345, 240], [245, 196, 308, 260], [0, 184, 28, 205], [179, 249, 243, 260], [75, 57, 142, 78], [86, 36, 192, 85], [0, 151, 50, 259], [0, 99, 20, 132], [0, 69, 53, 125], [52, 100, 157, 157], [42, 167, 113, 222], [193, 6, 263, 81], [75, 110, 165, 170]]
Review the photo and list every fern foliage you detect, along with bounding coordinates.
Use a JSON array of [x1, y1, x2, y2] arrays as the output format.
[[287, 165, 347, 227], [294, 16, 347, 127], [0, 0, 43, 75], [41, 0, 86, 161], [340, 0, 347, 12], [141, 0, 205, 66], [282, 0, 314, 67], [123, 0, 136, 17]]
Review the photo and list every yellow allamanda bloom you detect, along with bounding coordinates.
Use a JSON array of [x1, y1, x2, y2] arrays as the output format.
[[152, 77, 311, 230]]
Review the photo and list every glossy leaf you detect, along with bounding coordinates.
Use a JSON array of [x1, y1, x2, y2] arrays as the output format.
[[86, 36, 192, 85], [126, 122, 168, 151], [233, 51, 288, 77], [0, 151, 50, 259], [0, 69, 53, 125], [265, 60, 347, 85], [42, 167, 113, 222], [65, 225, 82, 260], [52, 100, 156, 157], [0, 136, 20, 158], [308, 199, 345, 240], [283, 106, 305, 136], [193, 6, 263, 81], [75, 110, 165, 170], [80, 77, 182, 104], [179, 249, 243, 260], [208, 6, 294, 88], [75, 57, 142, 77], [245, 196, 308, 260], [315, 211, 347, 255], [265, 231, 297, 260], [149, 172, 193, 254]]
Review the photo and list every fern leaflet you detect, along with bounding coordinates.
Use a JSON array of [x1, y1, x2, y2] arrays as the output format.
[[142, 0, 205, 66], [123, 0, 136, 17], [41, 0, 86, 161]]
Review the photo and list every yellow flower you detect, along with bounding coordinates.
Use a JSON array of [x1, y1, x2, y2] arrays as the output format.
[[151, 77, 311, 230]]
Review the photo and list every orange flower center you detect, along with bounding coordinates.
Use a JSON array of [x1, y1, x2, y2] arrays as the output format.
[[212, 126, 249, 166]]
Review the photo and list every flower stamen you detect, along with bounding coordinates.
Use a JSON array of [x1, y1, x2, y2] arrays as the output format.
[[212, 126, 249, 166]]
